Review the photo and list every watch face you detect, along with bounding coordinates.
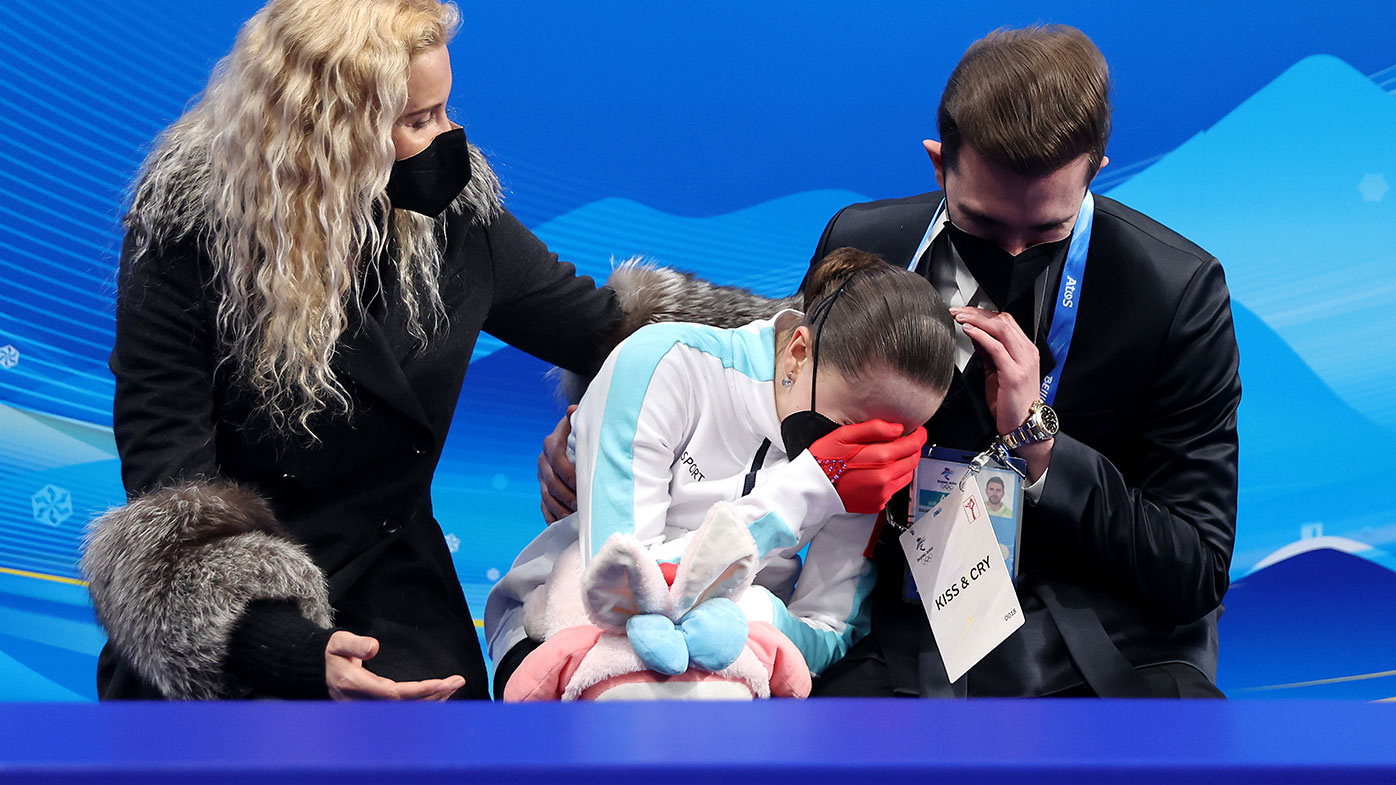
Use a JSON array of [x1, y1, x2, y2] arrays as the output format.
[[1038, 405, 1059, 435]]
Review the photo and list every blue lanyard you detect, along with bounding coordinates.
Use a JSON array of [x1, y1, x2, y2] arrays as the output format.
[[907, 193, 1094, 407]]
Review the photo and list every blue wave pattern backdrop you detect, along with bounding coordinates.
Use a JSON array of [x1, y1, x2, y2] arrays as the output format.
[[0, 0, 1393, 700]]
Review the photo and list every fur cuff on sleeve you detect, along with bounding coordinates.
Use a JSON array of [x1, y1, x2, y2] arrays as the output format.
[[81, 481, 333, 700], [553, 259, 801, 402]]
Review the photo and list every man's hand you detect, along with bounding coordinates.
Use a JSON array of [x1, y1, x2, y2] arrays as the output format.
[[951, 306, 1053, 481], [538, 406, 579, 524], [325, 631, 464, 701]]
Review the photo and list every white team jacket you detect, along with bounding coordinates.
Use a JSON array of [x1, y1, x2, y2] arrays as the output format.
[[484, 312, 880, 676]]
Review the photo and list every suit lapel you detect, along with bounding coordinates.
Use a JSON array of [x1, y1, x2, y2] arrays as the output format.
[[336, 306, 433, 432], [924, 224, 1061, 392], [927, 355, 996, 450], [1034, 257, 1062, 381]]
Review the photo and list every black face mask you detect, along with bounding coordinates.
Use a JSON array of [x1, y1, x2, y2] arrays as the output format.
[[779, 278, 851, 457], [943, 220, 1070, 311], [386, 127, 471, 217], [780, 409, 840, 459]]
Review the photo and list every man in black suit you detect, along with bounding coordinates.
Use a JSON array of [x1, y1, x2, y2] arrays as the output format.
[[807, 24, 1240, 698]]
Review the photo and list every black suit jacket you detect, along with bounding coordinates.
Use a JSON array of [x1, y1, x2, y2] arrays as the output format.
[[810, 192, 1241, 696], [101, 208, 622, 699]]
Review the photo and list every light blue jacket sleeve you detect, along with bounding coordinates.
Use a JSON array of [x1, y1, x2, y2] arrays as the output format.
[[744, 512, 879, 675]]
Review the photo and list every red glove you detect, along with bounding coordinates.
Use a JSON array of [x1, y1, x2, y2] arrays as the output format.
[[809, 420, 927, 513]]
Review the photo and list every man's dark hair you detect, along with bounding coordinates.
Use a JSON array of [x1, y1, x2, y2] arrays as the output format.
[[985, 476, 1005, 490], [938, 24, 1111, 179]]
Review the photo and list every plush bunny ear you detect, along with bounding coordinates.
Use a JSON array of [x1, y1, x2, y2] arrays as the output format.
[[669, 502, 760, 617], [582, 534, 671, 633], [523, 544, 591, 642]]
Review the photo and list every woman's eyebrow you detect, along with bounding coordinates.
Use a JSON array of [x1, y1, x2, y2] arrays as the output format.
[[401, 102, 442, 118]]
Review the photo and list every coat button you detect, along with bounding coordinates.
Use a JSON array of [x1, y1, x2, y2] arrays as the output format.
[[380, 518, 403, 535]]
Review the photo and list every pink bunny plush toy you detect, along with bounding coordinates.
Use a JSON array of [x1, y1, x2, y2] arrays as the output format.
[[503, 503, 812, 701]]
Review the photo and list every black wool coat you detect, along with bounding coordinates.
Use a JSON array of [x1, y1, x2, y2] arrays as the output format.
[[99, 206, 622, 699]]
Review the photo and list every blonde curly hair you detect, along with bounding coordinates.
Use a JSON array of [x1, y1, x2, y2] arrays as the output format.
[[125, 0, 487, 435]]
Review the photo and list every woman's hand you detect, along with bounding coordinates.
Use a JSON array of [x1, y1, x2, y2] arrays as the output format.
[[325, 631, 464, 700], [537, 406, 579, 524]]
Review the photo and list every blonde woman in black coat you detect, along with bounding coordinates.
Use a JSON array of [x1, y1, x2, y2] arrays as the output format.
[[83, 0, 633, 700]]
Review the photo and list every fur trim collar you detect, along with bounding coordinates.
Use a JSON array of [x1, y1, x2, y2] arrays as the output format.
[[552, 259, 799, 402], [608, 258, 800, 337], [449, 142, 504, 226]]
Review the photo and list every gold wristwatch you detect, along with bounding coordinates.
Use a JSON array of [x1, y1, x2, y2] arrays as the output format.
[[997, 400, 1059, 452]]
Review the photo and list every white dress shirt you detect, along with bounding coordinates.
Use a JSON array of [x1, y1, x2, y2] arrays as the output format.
[[911, 208, 1051, 501]]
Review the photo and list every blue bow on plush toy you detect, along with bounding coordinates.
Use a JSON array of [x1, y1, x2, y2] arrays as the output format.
[[581, 502, 764, 680], [625, 597, 749, 676]]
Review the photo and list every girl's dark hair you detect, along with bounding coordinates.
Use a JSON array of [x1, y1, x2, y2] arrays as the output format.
[[801, 247, 955, 394]]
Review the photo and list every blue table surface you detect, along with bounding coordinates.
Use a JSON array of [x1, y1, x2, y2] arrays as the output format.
[[0, 699, 1392, 784]]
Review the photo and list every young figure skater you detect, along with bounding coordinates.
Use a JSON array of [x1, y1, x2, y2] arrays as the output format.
[[485, 248, 956, 699]]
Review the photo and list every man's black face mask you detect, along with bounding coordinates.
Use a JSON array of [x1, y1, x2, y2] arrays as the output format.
[[386, 127, 471, 217], [943, 221, 1071, 311]]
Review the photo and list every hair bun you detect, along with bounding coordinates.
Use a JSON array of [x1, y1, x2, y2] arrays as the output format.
[[802, 247, 888, 311]]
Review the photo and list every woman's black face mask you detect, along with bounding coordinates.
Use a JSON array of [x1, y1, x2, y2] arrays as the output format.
[[779, 278, 852, 457], [386, 127, 471, 217]]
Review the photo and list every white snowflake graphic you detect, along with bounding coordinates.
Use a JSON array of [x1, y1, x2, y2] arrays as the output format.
[[444, 533, 461, 553], [32, 484, 73, 527], [0, 344, 19, 369], [1357, 173, 1389, 203]]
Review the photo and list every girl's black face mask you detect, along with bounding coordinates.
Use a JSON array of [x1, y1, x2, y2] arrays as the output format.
[[779, 278, 852, 457], [780, 409, 840, 459], [386, 127, 471, 217]]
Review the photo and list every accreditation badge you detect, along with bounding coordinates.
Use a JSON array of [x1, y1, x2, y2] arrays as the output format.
[[899, 467, 1024, 683], [902, 447, 1024, 604]]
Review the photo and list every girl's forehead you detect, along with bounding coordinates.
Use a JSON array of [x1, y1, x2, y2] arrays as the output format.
[[819, 368, 941, 430]]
